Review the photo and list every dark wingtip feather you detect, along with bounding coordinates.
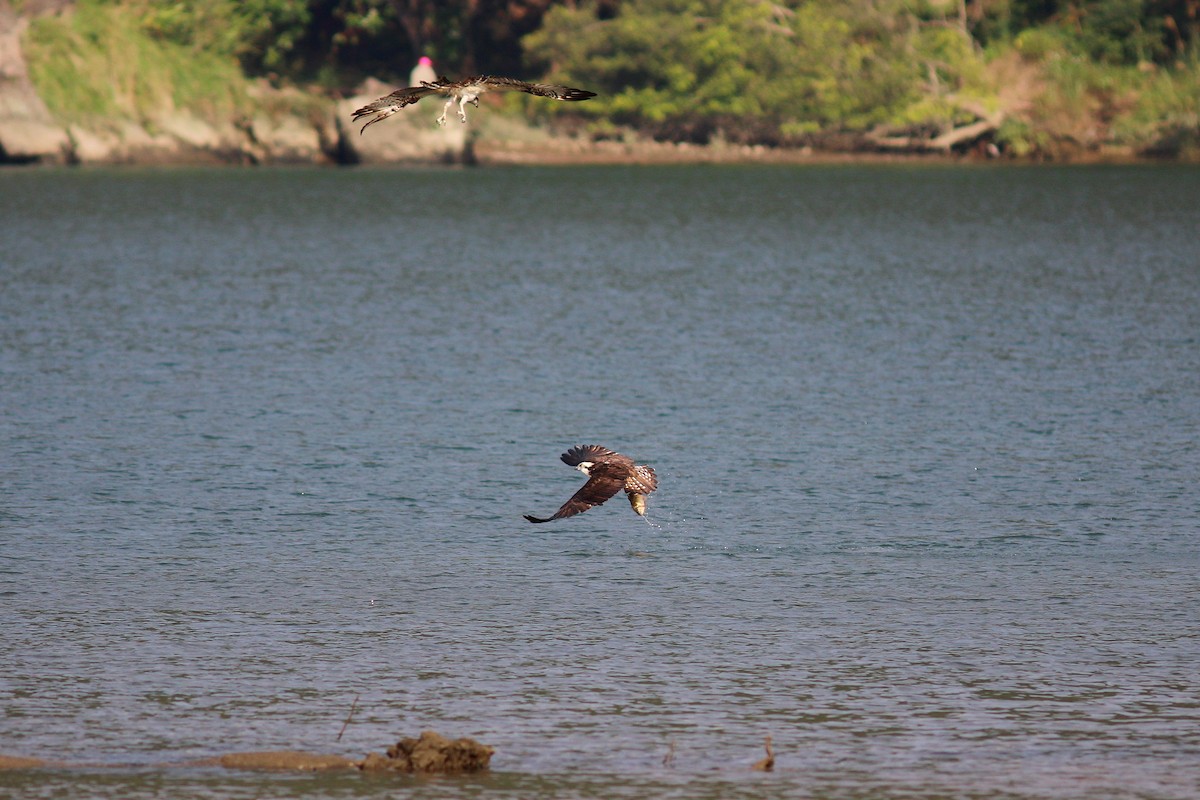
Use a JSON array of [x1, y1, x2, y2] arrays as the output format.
[[356, 112, 389, 135], [524, 514, 552, 524]]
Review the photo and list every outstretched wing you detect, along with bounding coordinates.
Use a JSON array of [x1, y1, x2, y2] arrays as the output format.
[[524, 474, 624, 524], [560, 444, 618, 467], [478, 76, 596, 102], [352, 84, 442, 133]]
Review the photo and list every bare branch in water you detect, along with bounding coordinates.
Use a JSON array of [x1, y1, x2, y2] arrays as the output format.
[[336, 694, 360, 742], [752, 735, 775, 771]]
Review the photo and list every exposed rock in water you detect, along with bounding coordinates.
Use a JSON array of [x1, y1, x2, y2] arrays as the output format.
[[3, 733, 492, 775], [359, 731, 494, 774]]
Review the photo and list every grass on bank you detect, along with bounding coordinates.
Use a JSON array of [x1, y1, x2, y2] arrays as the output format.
[[22, 0, 252, 127], [992, 28, 1200, 158]]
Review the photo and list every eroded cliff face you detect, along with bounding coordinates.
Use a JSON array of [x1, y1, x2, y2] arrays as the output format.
[[0, 0, 70, 163]]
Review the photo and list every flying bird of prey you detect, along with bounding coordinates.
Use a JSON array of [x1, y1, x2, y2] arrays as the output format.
[[524, 445, 658, 524], [352, 75, 596, 132]]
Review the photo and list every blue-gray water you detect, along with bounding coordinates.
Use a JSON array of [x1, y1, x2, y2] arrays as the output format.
[[1, 164, 1198, 799]]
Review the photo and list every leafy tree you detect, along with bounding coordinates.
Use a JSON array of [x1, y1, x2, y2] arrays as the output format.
[[978, 0, 1197, 63], [141, 0, 314, 72], [135, 1, 577, 85], [523, 0, 983, 142]]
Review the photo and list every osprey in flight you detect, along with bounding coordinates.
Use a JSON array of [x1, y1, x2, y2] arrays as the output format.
[[352, 75, 596, 132], [524, 445, 658, 524]]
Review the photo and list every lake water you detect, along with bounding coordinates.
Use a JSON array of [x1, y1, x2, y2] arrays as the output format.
[[1, 163, 1198, 799]]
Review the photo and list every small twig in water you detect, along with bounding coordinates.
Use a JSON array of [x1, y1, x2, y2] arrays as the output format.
[[336, 694, 360, 742], [752, 734, 774, 771]]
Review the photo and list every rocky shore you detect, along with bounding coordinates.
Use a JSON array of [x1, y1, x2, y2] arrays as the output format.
[[0, 730, 494, 774], [1, 78, 1003, 168], [0, 51, 479, 167]]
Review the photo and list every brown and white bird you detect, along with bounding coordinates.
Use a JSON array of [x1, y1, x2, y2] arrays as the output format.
[[525, 445, 658, 524], [352, 75, 596, 132]]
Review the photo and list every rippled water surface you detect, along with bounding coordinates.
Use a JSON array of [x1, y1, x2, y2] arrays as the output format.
[[2, 164, 1199, 799]]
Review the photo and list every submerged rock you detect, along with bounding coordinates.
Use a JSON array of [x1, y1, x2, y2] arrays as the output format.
[[216, 751, 357, 771], [359, 730, 494, 774]]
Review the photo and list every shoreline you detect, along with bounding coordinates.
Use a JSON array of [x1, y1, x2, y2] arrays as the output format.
[[468, 137, 1166, 167], [0, 132, 1175, 169], [0, 76, 1180, 169]]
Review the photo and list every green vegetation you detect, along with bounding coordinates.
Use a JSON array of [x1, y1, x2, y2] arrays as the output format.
[[995, 20, 1200, 157], [522, 1, 996, 142], [22, 0, 252, 125], [17, 0, 1200, 157], [523, 0, 1199, 154]]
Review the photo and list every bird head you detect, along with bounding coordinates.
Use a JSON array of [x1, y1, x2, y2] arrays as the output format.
[[575, 461, 594, 477]]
